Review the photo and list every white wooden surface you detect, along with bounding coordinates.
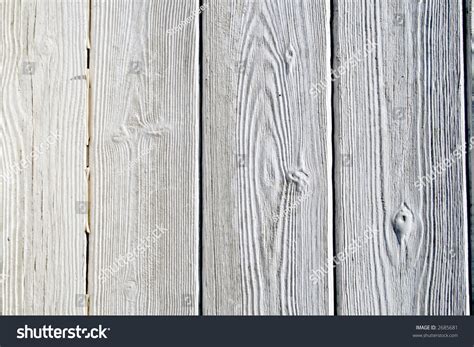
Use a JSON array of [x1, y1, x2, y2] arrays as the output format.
[[202, 0, 332, 315], [469, 0, 474, 313], [0, 0, 88, 314], [333, 0, 469, 314], [88, 0, 199, 315], [0, 0, 470, 316]]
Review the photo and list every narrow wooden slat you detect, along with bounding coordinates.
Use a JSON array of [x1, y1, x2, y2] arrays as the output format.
[[0, 0, 88, 314], [89, 0, 199, 314], [469, 0, 474, 313], [334, 0, 469, 314], [203, 0, 332, 315]]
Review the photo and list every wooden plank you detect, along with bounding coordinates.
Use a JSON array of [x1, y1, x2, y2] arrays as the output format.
[[203, 0, 332, 315], [89, 0, 199, 314], [333, 0, 469, 314], [0, 0, 88, 314], [469, 0, 474, 313]]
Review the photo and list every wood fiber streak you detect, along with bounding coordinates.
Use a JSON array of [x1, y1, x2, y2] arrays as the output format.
[[334, 0, 469, 314], [203, 0, 332, 315], [470, 0, 474, 312], [0, 0, 88, 314], [89, 0, 199, 315]]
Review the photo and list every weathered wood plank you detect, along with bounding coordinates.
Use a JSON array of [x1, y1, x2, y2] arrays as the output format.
[[89, 0, 199, 314], [203, 0, 332, 315], [333, 0, 469, 314], [0, 0, 88, 314]]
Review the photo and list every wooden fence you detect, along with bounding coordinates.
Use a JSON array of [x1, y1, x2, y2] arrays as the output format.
[[0, 0, 470, 315]]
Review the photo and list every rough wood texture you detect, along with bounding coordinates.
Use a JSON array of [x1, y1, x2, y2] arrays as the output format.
[[0, 0, 88, 314], [333, 0, 469, 314], [89, 0, 199, 314], [203, 0, 332, 315], [469, 0, 474, 313], [0, 0, 469, 317]]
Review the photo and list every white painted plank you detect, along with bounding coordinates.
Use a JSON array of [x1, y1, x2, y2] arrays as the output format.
[[203, 0, 332, 315], [89, 0, 199, 315], [334, 0, 469, 314], [469, 0, 474, 312], [0, 0, 88, 314]]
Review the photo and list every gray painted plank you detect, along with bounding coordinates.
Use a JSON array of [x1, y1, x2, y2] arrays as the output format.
[[89, 0, 199, 314], [0, 0, 88, 314], [334, 0, 469, 314], [203, 0, 332, 315]]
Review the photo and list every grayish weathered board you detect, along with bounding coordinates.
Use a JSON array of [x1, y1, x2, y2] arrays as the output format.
[[203, 0, 332, 315], [89, 0, 199, 314], [333, 0, 469, 314], [0, 0, 88, 314]]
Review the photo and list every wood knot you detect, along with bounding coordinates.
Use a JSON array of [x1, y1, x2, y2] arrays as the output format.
[[287, 168, 309, 194], [123, 280, 138, 301], [392, 203, 415, 244], [285, 45, 296, 73], [112, 114, 170, 142]]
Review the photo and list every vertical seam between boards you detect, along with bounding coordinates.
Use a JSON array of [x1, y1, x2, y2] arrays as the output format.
[[198, 0, 204, 316], [85, 0, 92, 316], [329, 0, 337, 316]]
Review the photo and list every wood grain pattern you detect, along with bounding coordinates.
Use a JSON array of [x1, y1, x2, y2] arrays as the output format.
[[0, 0, 88, 314], [333, 0, 470, 314], [469, 0, 474, 313], [89, 0, 199, 314], [0, 0, 469, 317], [202, 0, 332, 315]]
